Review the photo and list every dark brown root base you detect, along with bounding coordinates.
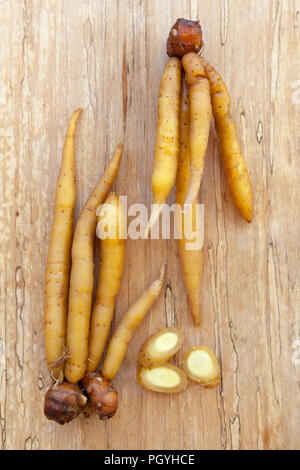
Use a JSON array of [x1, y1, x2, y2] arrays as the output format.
[[81, 373, 118, 420], [167, 18, 203, 58], [44, 381, 87, 425]]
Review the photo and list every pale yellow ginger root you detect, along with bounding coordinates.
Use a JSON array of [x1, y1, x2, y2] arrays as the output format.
[[44, 108, 82, 381], [65, 144, 123, 384], [87, 193, 126, 372], [181, 53, 212, 208], [145, 58, 181, 236], [176, 78, 203, 325], [102, 263, 166, 381], [200, 57, 253, 223]]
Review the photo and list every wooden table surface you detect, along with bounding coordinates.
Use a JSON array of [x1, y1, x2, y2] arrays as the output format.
[[1, 0, 300, 451]]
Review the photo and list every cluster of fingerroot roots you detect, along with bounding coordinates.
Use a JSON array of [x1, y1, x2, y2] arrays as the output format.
[[44, 18, 213, 427], [44, 374, 118, 425]]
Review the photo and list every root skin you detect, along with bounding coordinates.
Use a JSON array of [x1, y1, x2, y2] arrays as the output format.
[[44, 381, 87, 425], [81, 373, 118, 420], [167, 18, 203, 58]]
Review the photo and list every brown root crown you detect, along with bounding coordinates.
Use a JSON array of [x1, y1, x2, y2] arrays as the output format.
[[167, 18, 203, 58], [44, 381, 87, 425], [81, 373, 118, 420]]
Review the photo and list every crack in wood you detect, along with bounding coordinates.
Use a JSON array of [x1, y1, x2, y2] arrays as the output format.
[[15, 267, 25, 372], [256, 121, 263, 144], [267, 241, 283, 407], [220, 0, 229, 46], [211, 140, 241, 450], [84, 17, 98, 121], [269, 0, 282, 174], [164, 284, 176, 327], [294, 3, 300, 28], [122, 37, 128, 135]]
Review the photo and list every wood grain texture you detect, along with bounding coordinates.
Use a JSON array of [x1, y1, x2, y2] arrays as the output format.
[[0, 0, 299, 450]]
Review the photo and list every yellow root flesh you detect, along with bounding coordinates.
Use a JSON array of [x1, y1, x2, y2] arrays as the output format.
[[138, 326, 184, 368], [137, 363, 188, 393], [183, 346, 221, 388]]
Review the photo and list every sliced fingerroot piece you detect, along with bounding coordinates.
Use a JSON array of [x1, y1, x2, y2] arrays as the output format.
[[181, 53, 212, 207], [183, 346, 221, 388], [81, 374, 118, 420], [199, 57, 253, 223], [138, 327, 184, 368], [137, 364, 188, 393], [102, 262, 166, 381], [44, 381, 87, 425], [167, 18, 203, 58]]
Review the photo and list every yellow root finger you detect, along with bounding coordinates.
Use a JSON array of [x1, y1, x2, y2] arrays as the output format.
[[200, 57, 253, 223], [102, 262, 166, 381], [146, 57, 181, 235], [44, 108, 82, 381], [176, 77, 203, 325], [65, 144, 123, 384], [181, 53, 212, 207], [87, 193, 126, 372]]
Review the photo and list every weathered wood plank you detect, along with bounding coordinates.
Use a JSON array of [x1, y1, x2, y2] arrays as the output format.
[[0, 0, 299, 450]]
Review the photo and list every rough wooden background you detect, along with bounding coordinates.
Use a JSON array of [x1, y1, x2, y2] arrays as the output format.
[[1, 0, 299, 450]]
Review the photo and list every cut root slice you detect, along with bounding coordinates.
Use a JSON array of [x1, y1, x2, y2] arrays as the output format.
[[138, 326, 184, 367], [183, 346, 221, 388], [137, 363, 188, 393]]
